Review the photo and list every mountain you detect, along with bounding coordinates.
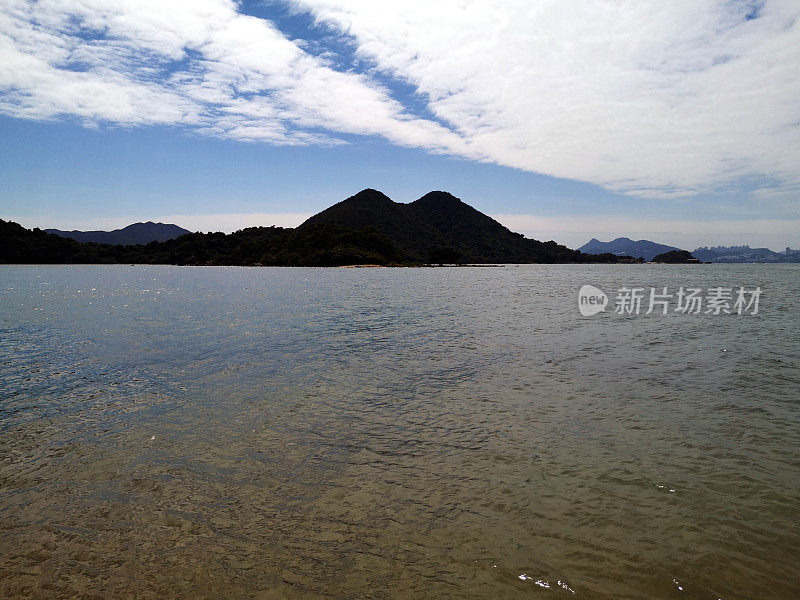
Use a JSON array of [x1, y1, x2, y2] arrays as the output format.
[[651, 250, 701, 263], [46, 222, 190, 245], [692, 245, 800, 263], [2, 189, 627, 265], [579, 237, 680, 261], [301, 189, 589, 263], [299, 189, 440, 260], [1, 219, 401, 266], [1, 220, 109, 264]]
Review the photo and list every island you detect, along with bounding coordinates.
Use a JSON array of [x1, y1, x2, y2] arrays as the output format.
[[2, 189, 632, 266], [651, 250, 702, 263]]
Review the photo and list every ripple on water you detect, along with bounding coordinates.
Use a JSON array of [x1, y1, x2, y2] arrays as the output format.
[[0, 264, 798, 599]]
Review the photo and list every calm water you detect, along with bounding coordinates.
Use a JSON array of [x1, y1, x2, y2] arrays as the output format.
[[1, 264, 798, 599]]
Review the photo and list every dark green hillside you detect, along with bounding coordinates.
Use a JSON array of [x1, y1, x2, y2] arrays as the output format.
[[120, 224, 400, 266], [651, 249, 701, 263], [301, 189, 590, 263], [0, 220, 120, 264], [46, 222, 190, 245], [122, 227, 289, 265], [299, 189, 448, 261], [0, 219, 402, 266], [409, 191, 583, 263], [2, 189, 627, 265]]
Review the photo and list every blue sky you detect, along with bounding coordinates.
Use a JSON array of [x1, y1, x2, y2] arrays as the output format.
[[1, 0, 799, 250]]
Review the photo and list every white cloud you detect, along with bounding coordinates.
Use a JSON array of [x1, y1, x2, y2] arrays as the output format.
[[293, 0, 800, 198], [1, 0, 799, 202], [0, 0, 469, 149]]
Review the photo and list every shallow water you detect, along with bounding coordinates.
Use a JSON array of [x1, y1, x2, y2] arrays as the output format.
[[1, 264, 798, 599]]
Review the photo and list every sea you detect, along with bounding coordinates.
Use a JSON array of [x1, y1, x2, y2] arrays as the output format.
[[1, 264, 798, 599]]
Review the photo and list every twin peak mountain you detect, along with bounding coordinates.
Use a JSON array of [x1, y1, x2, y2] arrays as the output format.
[[300, 188, 585, 264], [2, 189, 618, 265]]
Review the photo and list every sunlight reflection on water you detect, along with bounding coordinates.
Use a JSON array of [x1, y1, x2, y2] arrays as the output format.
[[1, 264, 799, 599]]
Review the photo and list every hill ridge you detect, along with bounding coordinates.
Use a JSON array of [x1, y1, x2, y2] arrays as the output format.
[[302, 188, 576, 263], [3, 189, 623, 265], [579, 236, 680, 262], [46, 221, 190, 245]]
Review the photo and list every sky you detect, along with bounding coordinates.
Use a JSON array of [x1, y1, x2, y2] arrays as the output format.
[[1, 0, 799, 250]]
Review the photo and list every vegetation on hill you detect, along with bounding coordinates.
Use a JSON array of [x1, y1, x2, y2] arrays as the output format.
[[1, 220, 402, 266], [300, 189, 612, 263], [651, 250, 700, 263], [1, 220, 115, 264], [1, 190, 631, 265], [45, 222, 190, 245], [579, 237, 680, 262]]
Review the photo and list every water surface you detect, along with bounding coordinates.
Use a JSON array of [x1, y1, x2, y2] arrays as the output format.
[[1, 265, 798, 599]]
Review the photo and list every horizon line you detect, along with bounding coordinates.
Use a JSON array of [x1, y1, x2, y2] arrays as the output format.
[[5, 212, 800, 253]]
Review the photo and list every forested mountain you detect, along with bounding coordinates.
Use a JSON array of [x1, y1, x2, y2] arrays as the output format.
[[46, 222, 190, 245], [301, 189, 593, 263], [2, 190, 624, 265], [579, 237, 680, 261]]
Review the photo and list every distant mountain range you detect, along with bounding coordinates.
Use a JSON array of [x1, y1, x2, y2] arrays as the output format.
[[1, 189, 624, 266], [579, 237, 800, 263], [691, 245, 800, 263], [11, 196, 796, 265], [578, 237, 680, 262], [46, 222, 190, 245]]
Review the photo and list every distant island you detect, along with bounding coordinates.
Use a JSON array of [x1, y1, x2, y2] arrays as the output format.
[[578, 237, 680, 262], [1, 189, 626, 266], [580, 237, 800, 263], [691, 245, 800, 263], [46, 222, 190, 245], [651, 250, 701, 263]]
